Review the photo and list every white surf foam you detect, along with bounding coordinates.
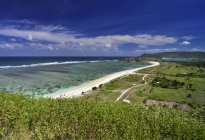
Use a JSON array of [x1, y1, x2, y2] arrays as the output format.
[[0, 60, 104, 69]]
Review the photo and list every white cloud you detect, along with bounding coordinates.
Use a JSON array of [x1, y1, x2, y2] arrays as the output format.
[[28, 35, 33, 41], [138, 45, 148, 48], [10, 38, 17, 42], [3, 19, 35, 25], [0, 43, 12, 49], [182, 36, 194, 40], [46, 45, 55, 50], [0, 28, 177, 47], [135, 48, 178, 53], [0, 43, 23, 49], [0, 22, 178, 51], [181, 41, 191, 45], [192, 48, 199, 51], [105, 43, 112, 48], [34, 25, 65, 32]]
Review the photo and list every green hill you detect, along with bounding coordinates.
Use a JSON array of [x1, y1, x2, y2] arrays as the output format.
[[143, 51, 205, 58], [136, 51, 205, 61], [0, 92, 204, 139]]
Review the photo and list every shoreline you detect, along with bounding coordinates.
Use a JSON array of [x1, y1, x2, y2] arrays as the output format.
[[44, 61, 160, 99]]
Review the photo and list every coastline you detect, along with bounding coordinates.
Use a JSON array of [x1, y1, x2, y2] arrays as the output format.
[[44, 61, 160, 99]]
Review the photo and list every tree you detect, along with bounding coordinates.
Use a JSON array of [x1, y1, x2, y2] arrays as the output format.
[[92, 87, 97, 90], [186, 94, 192, 99], [170, 80, 178, 88]]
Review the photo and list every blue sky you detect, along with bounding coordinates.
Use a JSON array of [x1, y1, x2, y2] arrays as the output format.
[[0, 0, 204, 56]]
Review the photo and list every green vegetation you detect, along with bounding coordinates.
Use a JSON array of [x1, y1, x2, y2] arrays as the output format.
[[138, 62, 205, 76], [133, 52, 205, 62], [140, 51, 205, 59], [136, 62, 205, 106], [92, 86, 97, 90], [151, 77, 185, 89], [0, 92, 205, 139], [89, 62, 205, 107], [85, 75, 143, 101]]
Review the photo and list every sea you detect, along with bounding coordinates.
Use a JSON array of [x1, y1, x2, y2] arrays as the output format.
[[0, 57, 150, 97]]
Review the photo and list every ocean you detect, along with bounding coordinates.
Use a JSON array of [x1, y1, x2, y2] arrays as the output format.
[[0, 57, 150, 97]]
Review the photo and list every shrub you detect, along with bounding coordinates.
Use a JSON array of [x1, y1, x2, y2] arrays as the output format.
[[99, 84, 103, 88], [92, 86, 97, 90], [0, 92, 205, 139], [151, 77, 185, 89]]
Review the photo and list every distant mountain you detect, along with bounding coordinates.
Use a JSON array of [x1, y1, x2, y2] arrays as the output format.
[[136, 51, 205, 61]]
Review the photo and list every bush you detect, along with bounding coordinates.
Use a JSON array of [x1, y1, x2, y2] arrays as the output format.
[[99, 84, 103, 88], [151, 77, 185, 89], [0, 93, 205, 139], [92, 86, 97, 90]]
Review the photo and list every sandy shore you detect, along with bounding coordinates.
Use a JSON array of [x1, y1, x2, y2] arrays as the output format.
[[44, 61, 159, 98]]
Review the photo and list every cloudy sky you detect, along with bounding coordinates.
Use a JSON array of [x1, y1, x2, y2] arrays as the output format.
[[0, 0, 204, 56]]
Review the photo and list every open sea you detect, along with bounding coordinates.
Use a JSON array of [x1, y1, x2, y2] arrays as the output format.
[[0, 57, 150, 97]]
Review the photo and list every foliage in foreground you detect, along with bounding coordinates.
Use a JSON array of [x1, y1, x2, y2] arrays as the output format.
[[0, 92, 205, 140]]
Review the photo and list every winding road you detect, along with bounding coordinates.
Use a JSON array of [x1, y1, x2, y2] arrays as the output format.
[[115, 74, 149, 102]]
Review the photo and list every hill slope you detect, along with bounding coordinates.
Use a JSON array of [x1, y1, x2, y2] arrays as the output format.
[[0, 92, 204, 139], [142, 51, 205, 58], [135, 51, 205, 61]]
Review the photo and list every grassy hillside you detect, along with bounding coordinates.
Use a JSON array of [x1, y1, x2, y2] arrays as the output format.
[[137, 62, 205, 106], [140, 51, 205, 59], [133, 51, 205, 61], [88, 62, 205, 107], [85, 74, 144, 101], [0, 92, 205, 139]]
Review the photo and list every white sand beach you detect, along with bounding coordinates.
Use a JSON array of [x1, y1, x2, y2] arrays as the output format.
[[44, 61, 159, 98]]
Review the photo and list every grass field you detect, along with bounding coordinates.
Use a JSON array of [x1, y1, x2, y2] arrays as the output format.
[[87, 62, 205, 106], [84, 74, 144, 101]]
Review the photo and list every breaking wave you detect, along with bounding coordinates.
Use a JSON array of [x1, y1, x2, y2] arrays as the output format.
[[0, 60, 104, 69]]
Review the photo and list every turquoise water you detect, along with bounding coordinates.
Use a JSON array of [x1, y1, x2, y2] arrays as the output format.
[[0, 60, 150, 97]]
